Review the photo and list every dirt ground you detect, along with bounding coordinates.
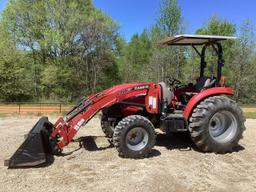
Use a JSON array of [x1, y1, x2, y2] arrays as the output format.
[[0, 115, 255, 192]]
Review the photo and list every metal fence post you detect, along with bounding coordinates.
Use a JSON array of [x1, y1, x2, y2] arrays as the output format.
[[60, 104, 62, 113], [18, 103, 21, 113]]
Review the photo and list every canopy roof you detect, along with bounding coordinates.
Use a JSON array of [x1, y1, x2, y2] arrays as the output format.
[[160, 34, 236, 46]]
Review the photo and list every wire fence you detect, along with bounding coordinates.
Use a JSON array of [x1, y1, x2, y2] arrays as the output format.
[[0, 102, 74, 114], [0, 102, 255, 115]]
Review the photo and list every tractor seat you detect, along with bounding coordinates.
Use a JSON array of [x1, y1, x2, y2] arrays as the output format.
[[195, 76, 216, 92], [158, 82, 173, 105]]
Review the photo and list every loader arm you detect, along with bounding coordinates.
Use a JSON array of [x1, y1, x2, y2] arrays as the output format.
[[51, 83, 160, 150], [5, 82, 160, 168]]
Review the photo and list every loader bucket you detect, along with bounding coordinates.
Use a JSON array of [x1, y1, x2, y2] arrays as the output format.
[[5, 117, 54, 168]]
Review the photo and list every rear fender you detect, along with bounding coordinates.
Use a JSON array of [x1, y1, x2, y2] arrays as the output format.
[[183, 87, 234, 120]]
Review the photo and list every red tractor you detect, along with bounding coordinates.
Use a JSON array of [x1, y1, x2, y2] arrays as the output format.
[[5, 35, 245, 168]]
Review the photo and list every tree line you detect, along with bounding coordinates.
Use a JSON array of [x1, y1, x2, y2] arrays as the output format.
[[0, 0, 255, 103]]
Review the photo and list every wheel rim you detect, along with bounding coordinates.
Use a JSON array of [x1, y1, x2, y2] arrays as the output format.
[[209, 110, 238, 143], [126, 127, 149, 151]]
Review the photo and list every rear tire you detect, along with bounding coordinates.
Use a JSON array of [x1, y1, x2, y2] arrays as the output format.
[[113, 115, 155, 158], [189, 96, 245, 153]]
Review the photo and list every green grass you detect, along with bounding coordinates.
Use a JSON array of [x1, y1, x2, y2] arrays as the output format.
[[0, 113, 8, 118], [244, 112, 256, 119], [240, 104, 256, 108]]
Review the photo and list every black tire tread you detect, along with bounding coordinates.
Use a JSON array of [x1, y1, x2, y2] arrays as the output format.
[[189, 96, 246, 153], [113, 115, 155, 158], [101, 114, 114, 138]]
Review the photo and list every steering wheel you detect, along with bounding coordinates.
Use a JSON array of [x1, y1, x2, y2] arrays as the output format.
[[168, 77, 182, 87]]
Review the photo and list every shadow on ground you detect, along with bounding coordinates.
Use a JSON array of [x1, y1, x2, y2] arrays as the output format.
[[9, 133, 245, 169], [74, 136, 114, 151], [73, 136, 161, 158], [156, 132, 197, 151], [155, 132, 245, 153], [60, 133, 245, 161]]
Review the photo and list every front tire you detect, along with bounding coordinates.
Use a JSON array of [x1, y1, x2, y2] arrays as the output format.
[[113, 115, 156, 158], [189, 96, 245, 153]]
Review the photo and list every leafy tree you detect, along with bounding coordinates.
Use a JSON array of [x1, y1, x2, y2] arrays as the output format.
[[157, 0, 183, 36], [0, 23, 33, 101], [2, 0, 121, 101], [196, 15, 236, 36], [230, 20, 256, 102], [122, 30, 152, 82], [1, 0, 256, 105], [193, 16, 256, 103], [145, 0, 185, 82], [189, 16, 236, 82]]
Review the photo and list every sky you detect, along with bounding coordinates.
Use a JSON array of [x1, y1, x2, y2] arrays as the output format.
[[1, 0, 255, 41]]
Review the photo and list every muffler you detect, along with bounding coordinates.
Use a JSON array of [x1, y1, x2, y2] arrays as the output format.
[[4, 117, 55, 168]]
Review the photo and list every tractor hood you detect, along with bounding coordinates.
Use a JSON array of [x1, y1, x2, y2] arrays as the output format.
[[100, 82, 151, 95]]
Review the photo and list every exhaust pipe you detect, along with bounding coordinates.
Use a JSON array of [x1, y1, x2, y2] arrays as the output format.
[[4, 117, 55, 168]]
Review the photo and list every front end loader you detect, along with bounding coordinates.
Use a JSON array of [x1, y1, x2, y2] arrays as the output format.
[[4, 117, 54, 168], [5, 35, 245, 168], [5, 83, 160, 168]]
